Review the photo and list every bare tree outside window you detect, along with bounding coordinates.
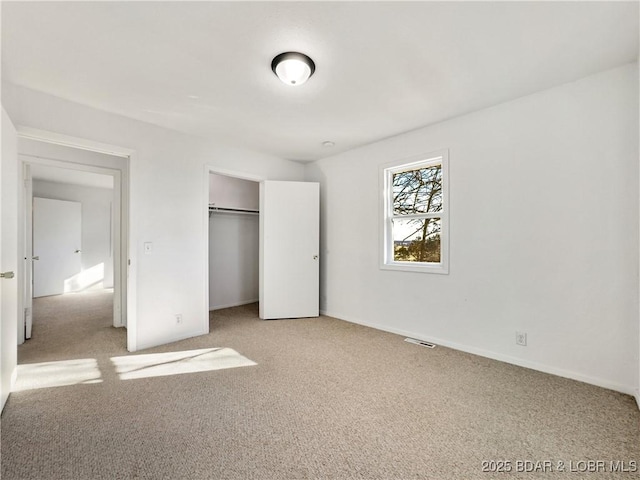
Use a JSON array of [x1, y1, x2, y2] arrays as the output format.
[[392, 165, 442, 263]]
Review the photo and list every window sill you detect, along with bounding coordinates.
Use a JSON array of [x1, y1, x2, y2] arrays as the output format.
[[380, 262, 449, 275]]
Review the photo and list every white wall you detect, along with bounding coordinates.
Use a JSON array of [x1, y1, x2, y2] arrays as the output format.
[[3, 83, 305, 351], [209, 173, 259, 211], [1, 107, 19, 411], [306, 63, 639, 395], [33, 180, 114, 289], [209, 212, 259, 310]]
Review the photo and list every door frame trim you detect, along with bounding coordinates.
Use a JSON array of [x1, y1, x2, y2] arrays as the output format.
[[15, 127, 136, 351]]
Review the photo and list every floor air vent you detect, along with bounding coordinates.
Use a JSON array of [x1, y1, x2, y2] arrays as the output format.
[[405, 338, 436, 348]]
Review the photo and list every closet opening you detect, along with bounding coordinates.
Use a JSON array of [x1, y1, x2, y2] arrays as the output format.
[[207, 171, 260, 316]]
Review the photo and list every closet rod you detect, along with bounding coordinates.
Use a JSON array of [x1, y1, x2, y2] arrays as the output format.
[[208, 205, 259, 216]]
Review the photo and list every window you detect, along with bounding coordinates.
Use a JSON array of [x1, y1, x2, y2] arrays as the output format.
[[380, 150, 449, 274]]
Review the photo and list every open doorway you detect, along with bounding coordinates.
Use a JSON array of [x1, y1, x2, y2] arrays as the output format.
[[18, 136, 130, 353], [31, 166, 115, 296]]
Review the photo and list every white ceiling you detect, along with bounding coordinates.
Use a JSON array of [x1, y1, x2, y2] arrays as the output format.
[[31, 164, 114, 190], [2, 2, 638, 163]]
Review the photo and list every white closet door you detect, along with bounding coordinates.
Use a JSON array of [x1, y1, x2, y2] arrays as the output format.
[[259, 181, 319, 319], [33, 197, 82, 297]]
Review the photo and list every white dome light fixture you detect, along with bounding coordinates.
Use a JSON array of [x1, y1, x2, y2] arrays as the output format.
[[271, 52, 315, 86]]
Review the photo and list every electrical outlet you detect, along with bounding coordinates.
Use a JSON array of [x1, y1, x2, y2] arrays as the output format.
[[516, 331, 527, 346], [175, 314, 183, 325]]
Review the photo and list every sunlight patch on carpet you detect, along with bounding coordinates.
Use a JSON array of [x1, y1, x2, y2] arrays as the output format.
[[14, 358, 102, 392], [110, 348, 257, 380]]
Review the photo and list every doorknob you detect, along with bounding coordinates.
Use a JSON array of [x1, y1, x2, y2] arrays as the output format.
[[32, 256, 39, 261], [74, 249, 81, 253], [1, 271, 15, 279], [313, 255, 318, 260]]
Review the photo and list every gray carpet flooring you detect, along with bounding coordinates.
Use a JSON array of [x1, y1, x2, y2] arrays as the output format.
[[1, 290, 638, 479]]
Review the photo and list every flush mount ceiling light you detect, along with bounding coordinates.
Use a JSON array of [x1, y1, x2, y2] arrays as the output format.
[[271, 52, 315, 86]]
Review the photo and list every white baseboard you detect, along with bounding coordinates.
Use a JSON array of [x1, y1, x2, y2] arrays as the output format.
[[136, 327, 209, 352], [210, 299, 258, 311], [1, 367, 18, 413], [321, 310, 637, 398]]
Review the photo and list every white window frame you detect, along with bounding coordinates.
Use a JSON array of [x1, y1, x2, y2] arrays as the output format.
[[380, 150, 449, 274]]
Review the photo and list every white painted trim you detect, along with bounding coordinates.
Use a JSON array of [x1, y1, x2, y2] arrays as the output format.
[[134, 329, 206, 352], [205, 166, 263, 183], [203, 166, 211, 334], [16, 126, 133, 158], [111, 170, 123, 328], [123, 154, 135, 351], [320, 309, 637, 397], [259, 182, 265, 319], [20, 164, 31, 344], [2, 367, 18, 413], [210, 299, 258, 311], [18, 153, 118, 178], [1, 366, 16, 412]]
